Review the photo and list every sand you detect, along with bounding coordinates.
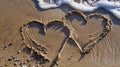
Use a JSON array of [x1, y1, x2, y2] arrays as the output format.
[[0, 0, 120, 67]]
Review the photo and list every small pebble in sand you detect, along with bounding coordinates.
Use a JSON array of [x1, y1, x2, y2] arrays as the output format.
[[20, 62, 25, 65], [14, 62, 17, 66], [12, 56, 15, 59], [8, 43, 13, 46], [15, 58, 20, 62], [26, 58, 31, 62], [21, 65, 27, 67], [8, 57, 13, 61], [8, 56, 15, 61], [20, 27, 24, 32], [28, 64, 31, 67], [94, 41, 97, 44], [67, 56, 72, 61], [3, 46, 7, 50], [17, 50, 22, 54]]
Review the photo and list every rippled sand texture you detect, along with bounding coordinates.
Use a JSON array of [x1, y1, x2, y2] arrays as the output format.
[[0, 0, 120, 67]]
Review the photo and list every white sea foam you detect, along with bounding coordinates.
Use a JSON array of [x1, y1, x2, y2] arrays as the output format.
[[37, 0, 120, 19]]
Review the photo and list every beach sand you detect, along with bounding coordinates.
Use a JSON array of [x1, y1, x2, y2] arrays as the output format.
[[0, 0, 120, 67]]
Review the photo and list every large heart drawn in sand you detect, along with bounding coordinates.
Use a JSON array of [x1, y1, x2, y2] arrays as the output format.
[[20, 10, 112, 66]]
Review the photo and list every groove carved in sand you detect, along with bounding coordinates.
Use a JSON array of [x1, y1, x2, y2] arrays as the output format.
[[20, 10, 113, 66]]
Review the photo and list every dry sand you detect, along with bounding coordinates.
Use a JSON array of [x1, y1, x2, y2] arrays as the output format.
[[0, 0, 120, 67]]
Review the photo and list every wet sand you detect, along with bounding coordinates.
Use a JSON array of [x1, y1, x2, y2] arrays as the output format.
[[0, 0, 120, 67]]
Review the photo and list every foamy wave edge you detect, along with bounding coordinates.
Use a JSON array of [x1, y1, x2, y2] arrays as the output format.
[[37, 0, 120, 19]]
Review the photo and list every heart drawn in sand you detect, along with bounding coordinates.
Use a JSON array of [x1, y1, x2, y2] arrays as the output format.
[[20, 10, 112, 66], [20, 20, 73, 65], [65, 10, 112, 51]]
